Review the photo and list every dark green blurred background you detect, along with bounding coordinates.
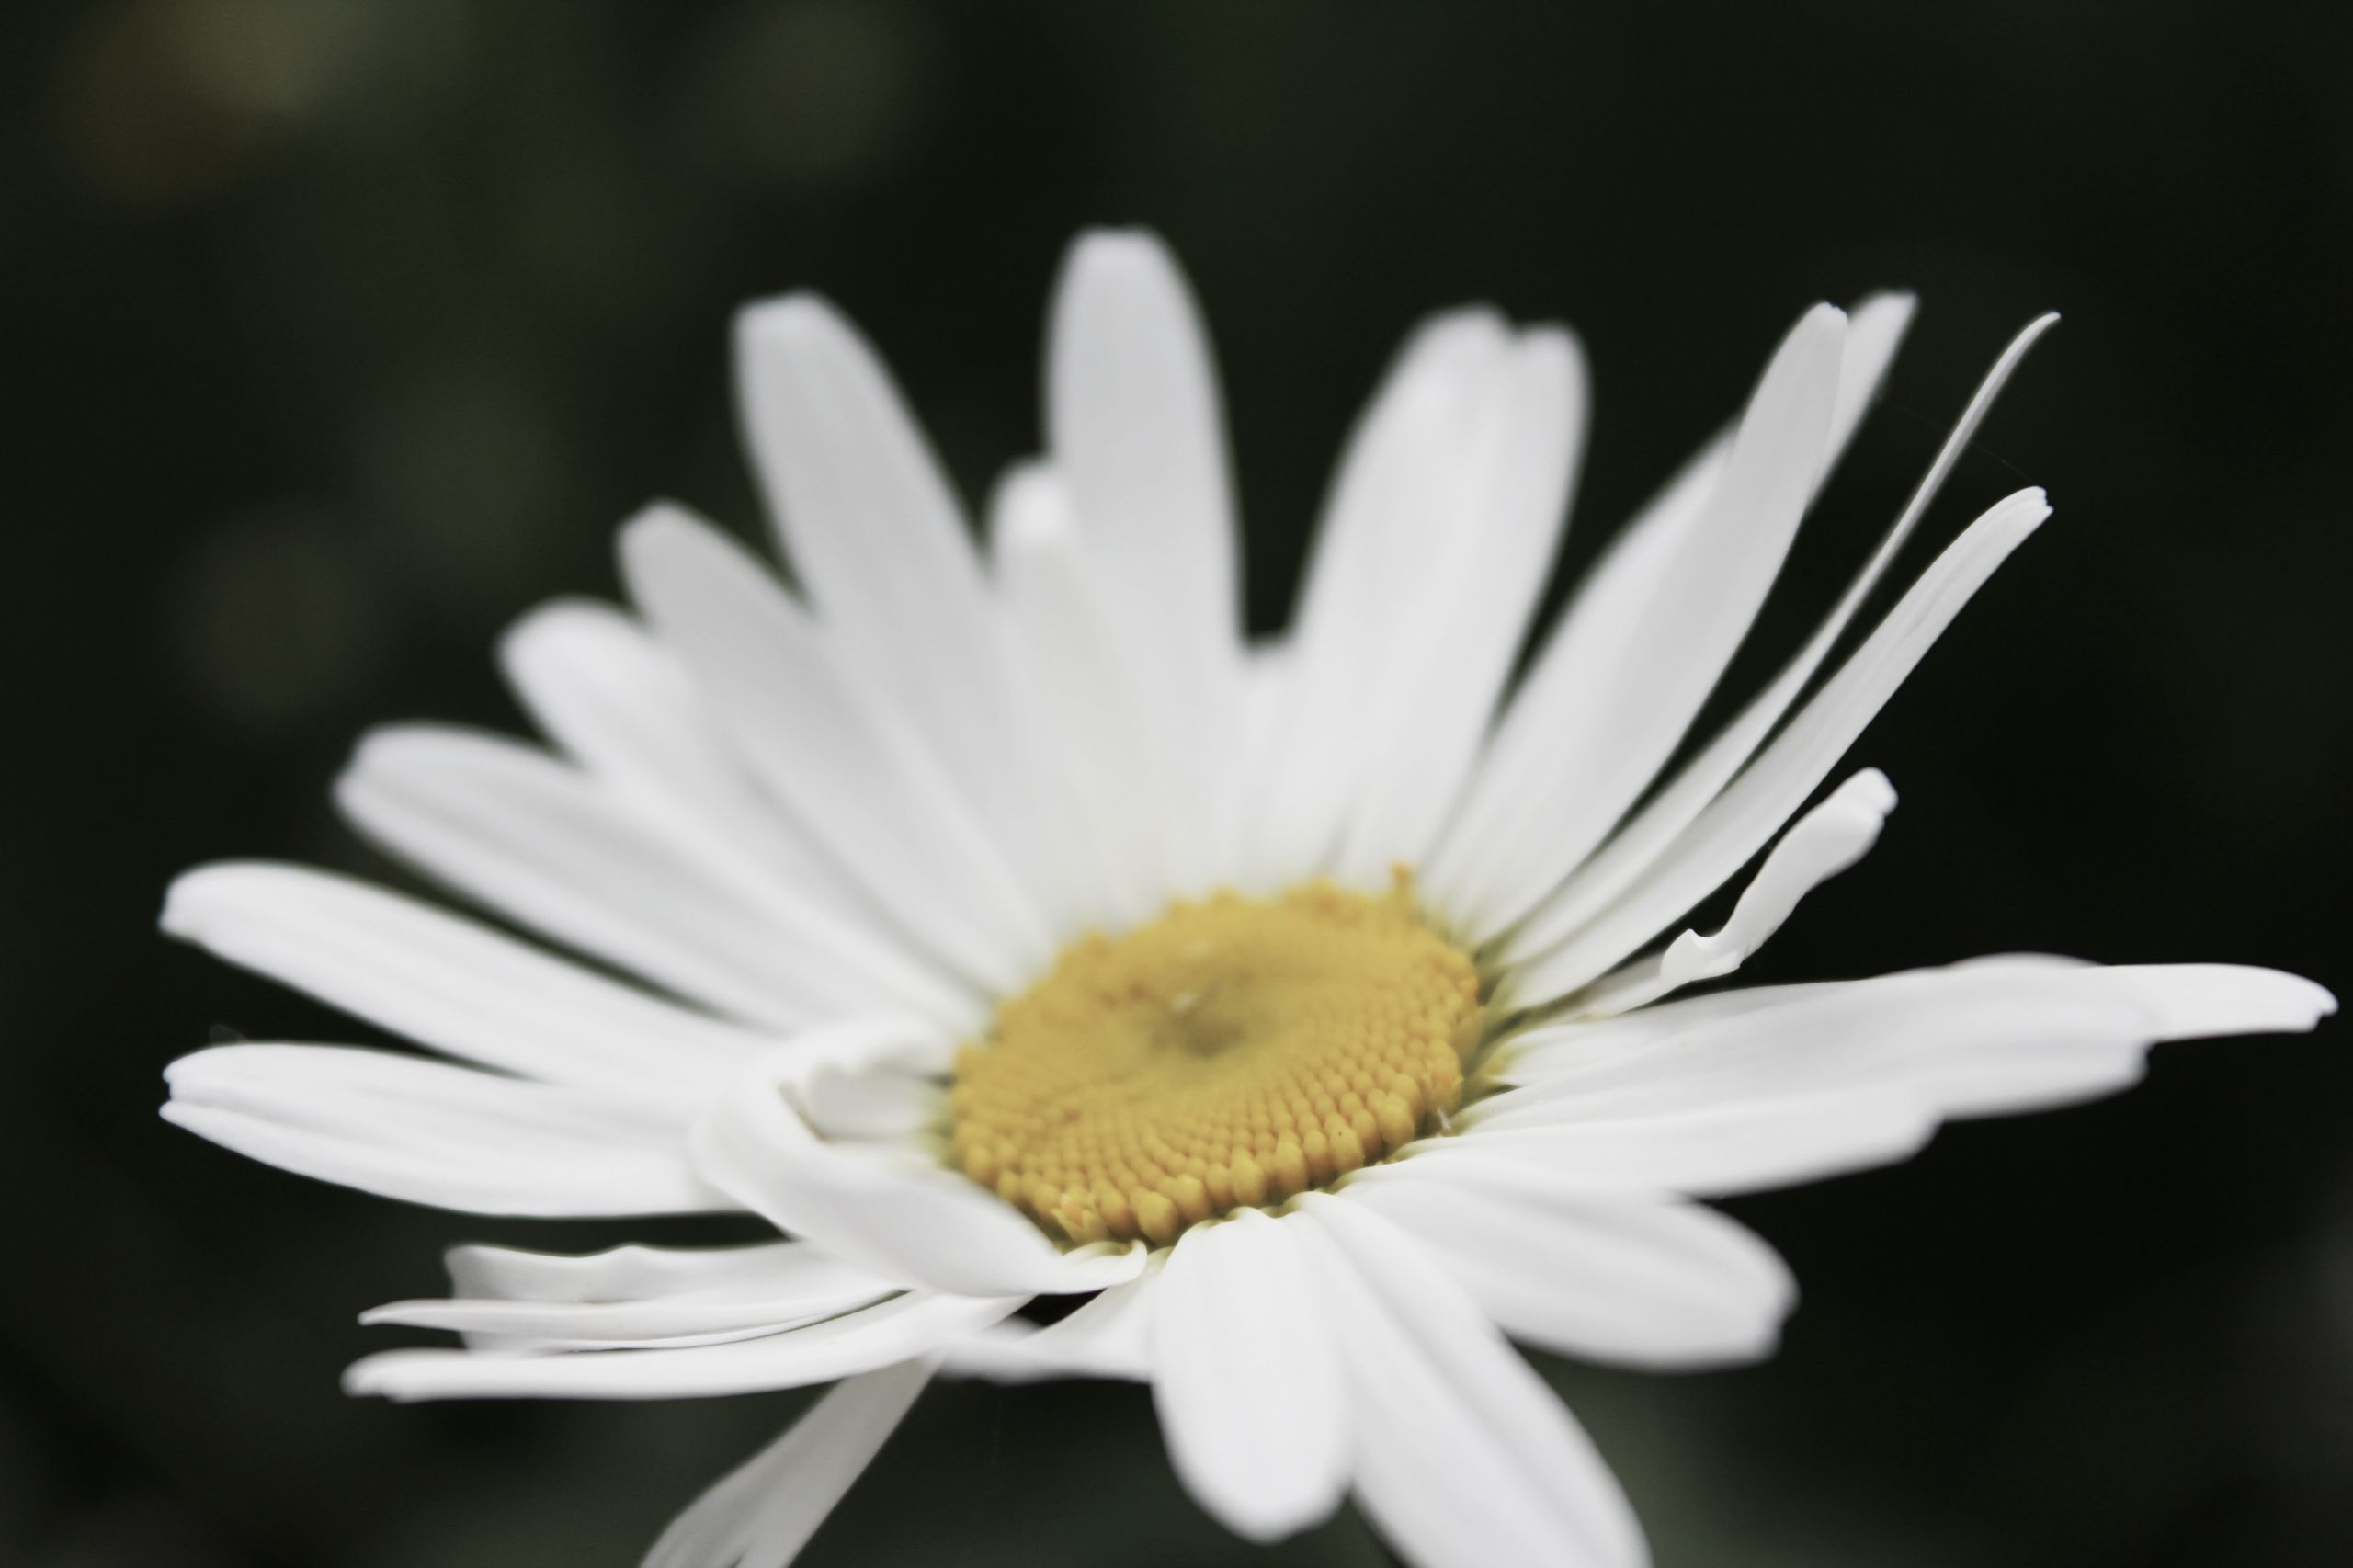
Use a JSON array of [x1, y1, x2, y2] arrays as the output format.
[[4, 3, 2349, 1564]]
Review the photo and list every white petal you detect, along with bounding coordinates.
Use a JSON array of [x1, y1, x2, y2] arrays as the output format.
[[797, 1062, 946, 1144], [1492, 959, 2333, 1131], [1825, 292, 1919, 450], [1503, 314, 2061, 954], [2099, 962, 2339, 1040], [163, 1044, 717, 1216], [1336, 1162, 1792, 1370], [1401, 1087, 1937, 1198], [1504, 488, 2052, 1000], [163, 861, 763, 1111], [619, 506, 1053, 994], [1150, 1211, 1347, 1542], [734, 299, 1075, 937], [1430, 303, 1847, 936], [1660, 764, 1895, 988], [1048, 230, 1238, 650], [1247, 312, 1587, 891], [1292, 1195, 1647, 1568], [689, 1048, 1143, 1299], [1571, 767, 1897, 1017], [733, 295, 990, 670], [336, 723, 936, 1029], [1330, 326, 1588, 885], [1047, 229, 1244, 887], [1495, 980, 1858, 1088], [346, 1290, 1015, 1402], [643, 1358, 935, 1568], [1243, 311, 1508, 888]]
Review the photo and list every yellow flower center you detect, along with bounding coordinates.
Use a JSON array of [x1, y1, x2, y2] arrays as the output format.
[[947, 879, 1483, 1247]]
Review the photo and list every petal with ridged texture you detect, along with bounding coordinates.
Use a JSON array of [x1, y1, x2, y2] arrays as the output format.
[[620, 506, 1052, 994], [162, 861, 768, 1112], [1294, 1194, 1646, 1568], [1150, 1211, 1347, 1541], [337, 723, 955, 1028], [1338, 1161, 1793, 1369]]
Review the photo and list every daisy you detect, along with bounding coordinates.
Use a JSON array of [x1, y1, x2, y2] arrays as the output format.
[[162, 229, 2333, 1568]]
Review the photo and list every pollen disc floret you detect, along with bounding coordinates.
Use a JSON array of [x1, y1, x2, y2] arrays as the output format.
[[948, 880, 1483, 1246]]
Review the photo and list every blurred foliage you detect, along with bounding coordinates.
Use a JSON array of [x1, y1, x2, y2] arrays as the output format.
[[3, 2, 2350, 1565]]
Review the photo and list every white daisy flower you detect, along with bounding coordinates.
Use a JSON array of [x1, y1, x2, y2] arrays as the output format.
[[162, 229, 2333, 1568]]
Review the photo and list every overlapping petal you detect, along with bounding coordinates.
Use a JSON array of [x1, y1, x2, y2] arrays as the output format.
[[346, 1290, 1015, 1403], [1429, 301, 1847, 934], [1295, 1195, 1647, 1568], [620, 505, 1054, 994], [1494, 314, 2060, 960], [366, 1242, 895, 1352], [163, 860, 767, 1108], [689, 1042, 1145, 1300], [1504, 486, 2053, 1002], [1337, 1160, 1794, 1369], [644, 1358, 937, 1568], [1487, 960, 2336, 1155], [496, 597, 911, 955]]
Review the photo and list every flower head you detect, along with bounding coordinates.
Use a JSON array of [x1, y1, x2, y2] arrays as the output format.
[[163, 229, 2334, 1567]]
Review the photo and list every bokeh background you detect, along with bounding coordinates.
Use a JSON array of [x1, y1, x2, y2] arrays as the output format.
[[4, 3, 2350, 1564]]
